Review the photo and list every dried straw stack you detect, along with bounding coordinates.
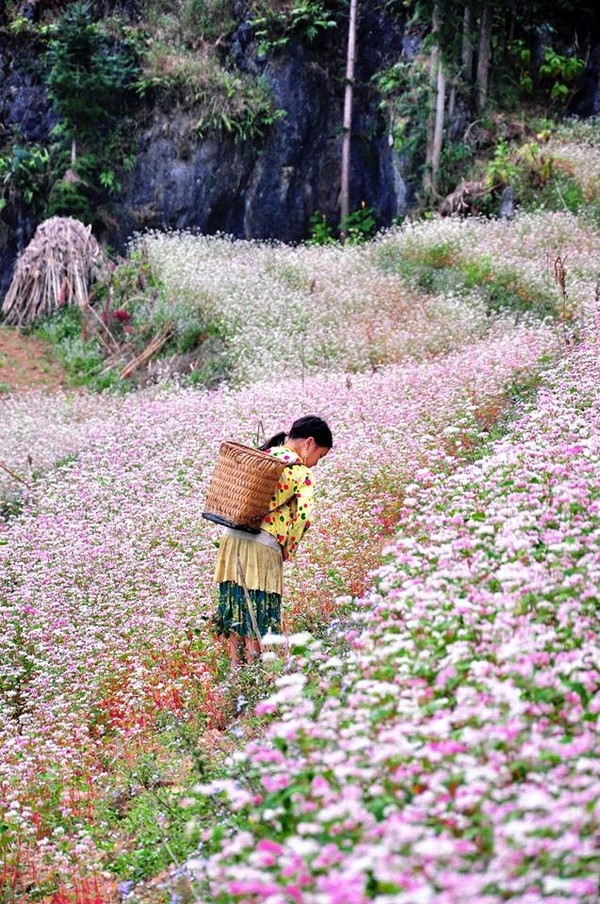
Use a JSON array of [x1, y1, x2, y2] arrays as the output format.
[[1, 216, 107, 327]]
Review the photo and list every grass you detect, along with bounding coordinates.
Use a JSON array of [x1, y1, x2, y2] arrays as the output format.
[[380, 243, 558, 319]]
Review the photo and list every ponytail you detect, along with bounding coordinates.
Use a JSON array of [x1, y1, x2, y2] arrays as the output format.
[[259, 431, 287, 451]]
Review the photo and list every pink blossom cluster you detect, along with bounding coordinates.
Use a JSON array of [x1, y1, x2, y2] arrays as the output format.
[[0, 320, 554, 887], [0, 391, 125, 498], [195, 327, 600, 903]]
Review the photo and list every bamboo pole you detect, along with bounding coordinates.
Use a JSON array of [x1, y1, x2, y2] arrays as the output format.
[[236, 555, 264, 654], [0, 461, 32, 489], [120, 326, 172, 379], [340, 0, 358, 241]]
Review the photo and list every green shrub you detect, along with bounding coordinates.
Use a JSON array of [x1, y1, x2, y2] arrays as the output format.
[[34, 305, 83, 343], [0, 143, 52, 216], [438, 142, 472, 198], [251, 0, 338, 55], [535, 171, 584, 214], [7, 2, 142, 225], [136, 46, 284, 140], [53, 333, 105, 386], [180, 0, 237, 42], [308, 205, 376, 245], [34, 307, 127, 391], [378, 243, 556, 320], [308, 211, 336, 245], [177, 322, 207, 354], [138, 0, 237, 46], [46, 173, 95, 222], [539, 47, 585, 111], [342, 204, 376, 244], [372, 59, 429, 160], [460, 259, 556, 318], [32, 249, 237, 391]]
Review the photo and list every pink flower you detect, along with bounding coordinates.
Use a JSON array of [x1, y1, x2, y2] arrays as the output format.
[[112, 309, 132, 322], [257, 838, 283, 855], [311, 775, 330, 797], [261, 773, 290, 792]]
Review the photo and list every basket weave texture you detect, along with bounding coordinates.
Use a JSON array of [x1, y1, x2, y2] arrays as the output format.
[[202, 442, 289, 532]]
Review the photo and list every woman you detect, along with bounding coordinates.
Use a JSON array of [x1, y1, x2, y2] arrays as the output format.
[[215, 415, 333, 666]]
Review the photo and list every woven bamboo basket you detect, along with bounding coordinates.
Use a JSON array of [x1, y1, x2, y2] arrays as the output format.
[[202, 441, 288, 533]]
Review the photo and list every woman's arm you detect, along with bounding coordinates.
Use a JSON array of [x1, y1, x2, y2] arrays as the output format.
[[284, 465, 315, 558]]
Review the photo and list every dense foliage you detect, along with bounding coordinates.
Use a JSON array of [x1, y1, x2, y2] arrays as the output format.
[[0, 0, 596, 233]]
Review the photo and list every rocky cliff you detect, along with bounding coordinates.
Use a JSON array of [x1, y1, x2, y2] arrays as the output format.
[[0, 4, 413, 299], [1, 1, 599, 301]]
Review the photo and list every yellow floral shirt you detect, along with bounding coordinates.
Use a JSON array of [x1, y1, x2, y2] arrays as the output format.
[[260, 446, 315, 559]]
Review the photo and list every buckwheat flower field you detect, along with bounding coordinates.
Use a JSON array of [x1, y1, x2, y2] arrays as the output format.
[[1, 207, 599, 902], [134, 208, 600, 388], [136, 229, 492, 382], [193, 324, 600, 903]]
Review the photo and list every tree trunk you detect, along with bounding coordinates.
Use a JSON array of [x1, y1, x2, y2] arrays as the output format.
[[447, 79, 456, 123], [424, 2, 445, 200], [462, 4, 474, 82], [340, 0, 358, 241], [431, 57, 446, 195], [476, 1, 494, 114]]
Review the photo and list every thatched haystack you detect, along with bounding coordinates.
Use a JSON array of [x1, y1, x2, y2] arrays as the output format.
[[1, 217, 107, 328]]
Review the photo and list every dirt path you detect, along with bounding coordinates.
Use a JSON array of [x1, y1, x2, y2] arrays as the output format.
[[0, 326, 70, 394]]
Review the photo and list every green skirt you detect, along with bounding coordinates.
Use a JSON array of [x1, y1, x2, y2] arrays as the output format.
[[218, 581, 282, 637]]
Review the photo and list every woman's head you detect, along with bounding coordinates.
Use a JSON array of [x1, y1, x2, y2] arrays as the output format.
[[261, 415, 333, 467], [289, 415, 333, 449]]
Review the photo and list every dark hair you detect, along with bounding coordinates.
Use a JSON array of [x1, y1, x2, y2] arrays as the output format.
[[260, 415, 333, 451]]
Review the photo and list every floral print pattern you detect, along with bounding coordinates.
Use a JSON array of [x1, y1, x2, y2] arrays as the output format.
[[261, 446, 315, 559]]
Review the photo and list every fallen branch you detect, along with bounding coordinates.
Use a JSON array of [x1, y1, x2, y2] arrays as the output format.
[[84, 304, 122, 354], [120, 325, 172, 379]]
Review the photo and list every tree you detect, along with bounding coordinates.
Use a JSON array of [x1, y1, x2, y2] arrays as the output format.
[[461, 2, 474, 81], [475, 0, 494, 114], [43, 1, 140, 220], [45, 1, 138, 150], [340, 0, 358, 240], [423, 2, 446, 200]]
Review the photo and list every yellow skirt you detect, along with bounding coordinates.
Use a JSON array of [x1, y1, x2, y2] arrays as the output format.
[[215, 529, 283, 637], [214, 529, 283, 595]]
